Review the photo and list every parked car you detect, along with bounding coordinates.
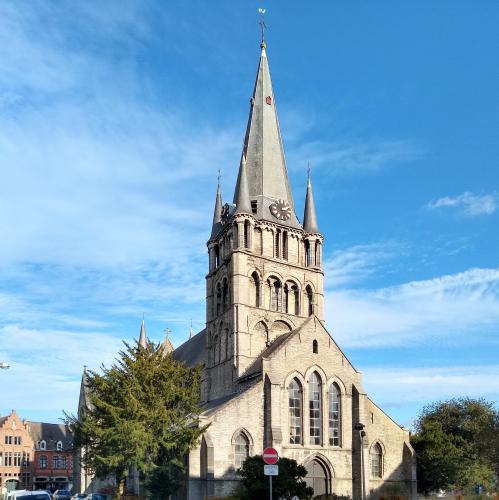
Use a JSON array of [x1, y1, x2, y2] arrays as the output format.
[[85, 495, 110, 500], [53, 492, 71, 500], [70, 495, 87, 500], [9, 493, 52, 500]]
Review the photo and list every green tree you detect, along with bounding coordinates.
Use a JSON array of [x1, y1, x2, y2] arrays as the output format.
[[411, 398, 499, 495], [235, 455, 314, 500], [66, 341, 206, 498]]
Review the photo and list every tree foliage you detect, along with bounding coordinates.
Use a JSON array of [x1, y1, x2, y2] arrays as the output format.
[[66, 341, 206, 498], [410, 398, 499, 494], [235, 455, 314, 500]]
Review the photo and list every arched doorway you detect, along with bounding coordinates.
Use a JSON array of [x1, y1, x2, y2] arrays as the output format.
[[6, 478, 19, 493], [305, 457, 332, 497]]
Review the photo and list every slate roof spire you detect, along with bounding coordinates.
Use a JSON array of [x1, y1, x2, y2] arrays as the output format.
[[138, 317, 148, 349], [234, 154, 251, 214], [303, 167, 320, 233], [233, 38, 299, 228], [211, 180, 223, 237]]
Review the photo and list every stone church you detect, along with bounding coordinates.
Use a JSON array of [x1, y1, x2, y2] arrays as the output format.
[[171, 40, 417, 499], [77, 38, 417, 499]]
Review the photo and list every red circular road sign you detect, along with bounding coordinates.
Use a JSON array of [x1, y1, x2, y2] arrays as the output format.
[[263, 447, 279, 465]]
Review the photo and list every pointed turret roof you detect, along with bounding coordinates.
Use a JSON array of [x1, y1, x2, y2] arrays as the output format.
[[211, 183, 223, 237], [138, 318, 148, 349], [234, 41, 300, 228], [160, 331, 174, 354], [303, 173, 320, 233], [234, 154, 252, 214]]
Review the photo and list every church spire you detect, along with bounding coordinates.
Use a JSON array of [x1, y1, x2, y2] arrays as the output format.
[[234, 154, 251, 214], [233, 38, 299, 228], [303, 169, 320, 233], [211, 179, 222, 237], [138, 317, 148, 349]]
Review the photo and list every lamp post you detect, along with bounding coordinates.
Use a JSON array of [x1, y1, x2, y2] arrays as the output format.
[[354, 423, 366, 500], [0, 362, 10, 369]]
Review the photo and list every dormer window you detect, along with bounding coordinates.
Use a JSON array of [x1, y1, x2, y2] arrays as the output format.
[[56, 441, 63, 451], [39, 440, 46, 450]]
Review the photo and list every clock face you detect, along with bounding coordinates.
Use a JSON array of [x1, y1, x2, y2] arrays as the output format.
[[269, 199, 291, 221]]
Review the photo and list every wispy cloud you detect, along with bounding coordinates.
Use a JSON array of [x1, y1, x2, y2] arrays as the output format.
[[326, 267, 499, 347], [287, 138, 424, 176], [428, 192, 498, 216], [363, 365, 499, 407]]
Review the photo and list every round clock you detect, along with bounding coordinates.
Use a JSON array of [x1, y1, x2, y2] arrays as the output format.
[[269, 199, 291, 221]]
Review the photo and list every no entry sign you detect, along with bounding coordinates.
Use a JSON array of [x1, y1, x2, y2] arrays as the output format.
[[263, 447, 279, 465]]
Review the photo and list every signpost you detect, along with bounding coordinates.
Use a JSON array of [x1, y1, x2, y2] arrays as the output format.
[[263, 447, 279, 500]]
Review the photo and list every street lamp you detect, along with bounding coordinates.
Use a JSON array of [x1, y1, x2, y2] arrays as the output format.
[[0, 362, 10, 369]]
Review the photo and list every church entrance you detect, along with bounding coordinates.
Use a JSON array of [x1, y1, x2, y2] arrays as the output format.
[[305, 457, 331, 497]]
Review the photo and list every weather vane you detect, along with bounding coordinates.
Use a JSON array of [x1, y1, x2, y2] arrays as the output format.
[[163, 327, 172, 340], [258, 8, 267, 45]]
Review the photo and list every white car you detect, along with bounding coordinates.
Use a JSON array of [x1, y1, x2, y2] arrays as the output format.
[[7, 492, 52, 500]]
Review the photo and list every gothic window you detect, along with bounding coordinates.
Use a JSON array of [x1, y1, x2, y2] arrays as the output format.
[[233, 432, 250, 469], [38, 455, 47, 469], [284, 281, 299, 315], [250, 271, 261, 307], [313, 339, 318, 354], [315, 240, 321, 266], [222, 279, 229, 310], [216, 283, 222, 316], [306, 285, 314, 316], [305, 239, 311, 267], [371, 443, 383, 478], [275, 229, 281, 258], [268, 277, 282, 312], [283, 231, 288, 260], [244, 220, 251, 249], [213, 334, 220, 365], [214, 245, 220, 268], [328, 383, 341, 446], [309, 372, 322, 445], [288, 378, 303, 444]]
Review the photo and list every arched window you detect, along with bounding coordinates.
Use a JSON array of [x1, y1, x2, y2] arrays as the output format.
[[268, 277, 282, 312], [38, 455, 47, 469], [213, 334, 220, 365], [250, 272, 260, 307], [305, 239, 311, 267], [371, 443, 383, 477], [288, 378, 303, 444], [282, 231, 288, 260], [315, 240, 321, 266], [56, 441, 63, 451], [312, 339, 318, 354], [309, 372, 322, 445], [222, 279, 229, 310], [328, 383, 341, 446], [284, 282, 299, 315], [216, 284, 222, 316], [305, 285, 314, 316], [275, 229, 281, 258], [244, 220, 251, 249], [39, 440, 46, 451], [233, 432, 250, 469], [214, 245, 220, 268]]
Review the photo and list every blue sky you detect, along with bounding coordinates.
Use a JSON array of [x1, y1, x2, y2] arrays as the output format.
[[0, 0, 498, 427]]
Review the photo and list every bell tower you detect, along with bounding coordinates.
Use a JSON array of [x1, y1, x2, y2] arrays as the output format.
[[205, 40, 324, 402]]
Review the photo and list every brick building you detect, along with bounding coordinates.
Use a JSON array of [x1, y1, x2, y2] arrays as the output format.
[[0, 411, 73, 496], [29, 422, 73, 492], [0, 411, 34, 495]]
